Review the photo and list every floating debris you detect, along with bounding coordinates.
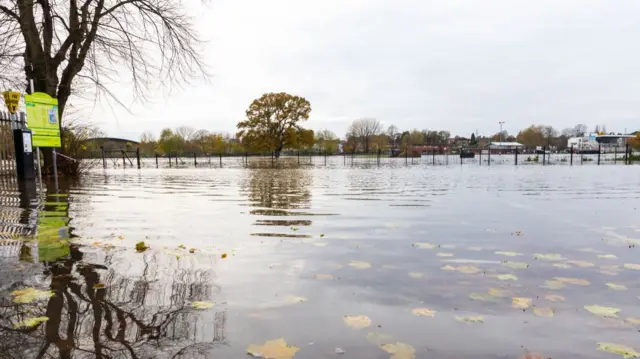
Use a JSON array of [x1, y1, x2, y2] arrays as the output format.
[[314, 274, 333, 280], [284, 296, 308, 303], [380, 342, 416, 359], [502, 261, 529, 269], [584, 305, 621, 317], [455, 316, 484, 323], [512, 297, 532, 309], [470, 292, 499, 302], [567, 260, 595, 268], [411, 308, 436, 317], [623, 263, 640, 270], [534, 253, 566, 261], [553, 277, 590, 286], [545, 294, 565, 302], [408, 272, 424, 278], [348, 261, 372, 269], [343, 315, 372, 329], [13, 316, 49, 328], [93, 283, 105, 289], [247, 338, 300, 359], [597, 342, 639, 358], [495, 251, 522, 257], [533, 307, 555, 317], [598, 254, 618, 259], [414, 242, 436, 249], [11, 288, 55, 303], [191, 301, 215, 310], [436, 252, 454, 257], [495, 274, 518, 281], [135, 241, 149, 252], [606, 283, 628, 291]]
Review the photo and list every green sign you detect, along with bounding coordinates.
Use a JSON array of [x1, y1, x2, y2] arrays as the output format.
[[25, 92, 61, 147]]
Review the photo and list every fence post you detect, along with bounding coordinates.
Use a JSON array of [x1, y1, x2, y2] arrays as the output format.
[[155, 153, 158, 168], [324, 150, 327, 166], [272, 151, 274, 167], [122, 150, 126, 168], [626, 144, 630, 165], [488, 147, 491, 166], [432, 149, 435, 165], [298, 150, 300, 164], [136, 147, 141, 169], [614, 147, 617, 164], [245, 152, 248, 167], [194, 152, 197, 167], [405, 146, 408, 165], [515, 149, 518, 166], [377, 149, 381, 165], [169, 153, 172, 167], [597, 144, 601, 165], [220, 152, 222, 167], [580, 150, 583, 165], [542, 146, 546, 166], [101, 146, 106, 168], [570, 146, 573, 166]]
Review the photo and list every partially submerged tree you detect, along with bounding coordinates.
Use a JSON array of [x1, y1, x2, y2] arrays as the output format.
[[348, 118, 381, 153], [236, 92, 313, 157], [0, 0, 206, 171]]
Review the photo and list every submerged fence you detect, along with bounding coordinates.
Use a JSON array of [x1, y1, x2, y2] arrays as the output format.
[[87, 145, 639, 169]]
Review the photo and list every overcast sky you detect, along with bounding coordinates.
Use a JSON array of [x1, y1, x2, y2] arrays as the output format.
[[86, 0, 640, 141]]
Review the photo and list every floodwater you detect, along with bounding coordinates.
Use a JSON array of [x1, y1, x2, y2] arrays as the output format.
[[1, 164, 640, 359]]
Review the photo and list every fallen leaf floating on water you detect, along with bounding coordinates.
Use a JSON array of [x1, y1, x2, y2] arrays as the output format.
[[284, 296, 308, 304], [380, 342, 416, 359], [552, 263, 572, 269], [440, 265, 480, 274], [519, 352, 551, 359], [599, 254, 618, 259], [606, 283, 628, 291], [578, 248, 600, 253], [191, 301, 215, 310], [501, 261, 529, 269], [348, 261, 372, 269], [495, 251, 522, 257], [534, 253, 566, 261], [13, 316, 49, 328], [436, 252, 454, 257], [408, 272, 424, 279], [135, 241, 148, 253], [247, 338, 300, 359], [11, 288, 55, 303], [319, 234, 325, 238], [488, 288, 512, 298], [512, 297, 532, 309], [597, 342, 640, 358], [455, 316, 484, 323], [343, 315, 372, 329], [366, 332, 393, 344], [470, 292, 499, 302], [553, 277, 590, 286], [584, 305, 621, 317], [414, 242, 436, 249], [221, 253, 228, 259], [567, 260, 595, 268], [545, 294, 565, 302], [411, 308, 435, 317], [533, 307, 555, 317], [178, 244, 186, 249], [314, 274, 333, 280], [189, 248, 196, 253], [625, 317, 640, 325], [623, 263, 640, 270], [93, 283, 105, 289], [495, 274, 518, 281]]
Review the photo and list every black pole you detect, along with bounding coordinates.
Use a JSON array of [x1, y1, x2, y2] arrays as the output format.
[[377, 149, 381, 165], [570, 146, 573, 166], [542, 146, 545, 166], [432, 149, 435, 165], [597, 144, 601, 165], [324, 150, 327, 166], [298, 150, 300, 164], [580, 149, 583, 165], [169, 153, 172, 167], [515, 149, 518, 166], [101, 146, 106, 169], [155, 153, 158, 168], [194, 152, 197, 167], [220, 152, 222, 167], [122, 150, 126, 168], [136, 147, 141, 169], [479, 149, 481, 165], [626, 144, 630, 165], [614, 146, 617, 164], [405, 146, 408, 165], [272, 151, 274, 167]]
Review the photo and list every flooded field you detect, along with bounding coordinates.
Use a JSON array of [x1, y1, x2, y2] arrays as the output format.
[[1, 165, 640, 359]]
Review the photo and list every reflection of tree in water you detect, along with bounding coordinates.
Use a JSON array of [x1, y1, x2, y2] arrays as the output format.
[[0, 186, 224, 359], [243, 168, 312, 210]]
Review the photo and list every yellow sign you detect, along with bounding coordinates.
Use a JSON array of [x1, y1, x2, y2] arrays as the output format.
[[25, 92, 61, 148], [2, 91, 21, 113]]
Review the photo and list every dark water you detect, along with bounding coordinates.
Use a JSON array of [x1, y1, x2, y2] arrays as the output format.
[[1, 164, 640, 359]]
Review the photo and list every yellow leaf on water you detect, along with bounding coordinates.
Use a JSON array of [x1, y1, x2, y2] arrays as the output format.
[[624, 263, 640, 270], [495, 251, 522, 257], [534, 253, 566, 261], [11, 288, 55, 303], [455, 316, 484, 323], [584, 305, 621, 317], [495, 274, 518, 281], [552, 263, 572, 269], [597, 342, 640, 358], [247, 338, 300, 359], [343, 315, 372, 329], [599, 254, 618, 259], [567, 260, 595, 268], [625, 317, 640, 325], [13, 316, 49, 328], [545, 294, 565, 302], [367, 332, 393, 344], [600, 270, 620, 276], [459, 265, 481, 274], [541, 280, 565, 290], [411, 308, 435, 317], [436, 252, 454, 257], [440, 265, 457, 271], [93, 283, 105, 289], [488, 288, 512, 298], [380, 342, 416, 359], [512, 297, 532, 309], [191, 301, 215, 310], [606, 283, 628, 291], [554, 277, 590, 286], [284, 296, 307, 303], [348, 261, 371, 269], [414, 242, 435, 249], [408, 272, 424, 278], [469, 292, 499, 302], [533, 307, 555, 317], [519, 352, 550, 359], [314, 274, 333, 280], [502, 261, 529, 269]]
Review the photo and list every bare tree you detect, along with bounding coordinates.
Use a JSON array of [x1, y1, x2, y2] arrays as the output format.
[[386, 125, 398, 147], [573, 124, 588, 137], [348, 118, 381, 153], [0, 0, 206, 170], [140, 131, 156, 143], [175, 126, 196, 141]]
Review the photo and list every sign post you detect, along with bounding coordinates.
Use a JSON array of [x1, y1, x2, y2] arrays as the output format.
[[3, 91, 36, 183], [25, 92, 61, 189]]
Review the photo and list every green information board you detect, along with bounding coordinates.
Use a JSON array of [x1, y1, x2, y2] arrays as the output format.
[[25, 92, 61, 147]]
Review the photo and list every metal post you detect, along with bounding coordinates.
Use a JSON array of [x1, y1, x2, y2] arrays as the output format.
[[52, 148, 58, 190], [193, 152, 197, 167], [445, 149, 448, 165], [272, 151, 274, 167], [597, 144, 601, 165], [220, 152, 222, 167], [542, 146, 545, 166], [122, 150, 126, 168], [581, 150, 583, 165], [136, 147, 141, 169], [343, 153, 345, 165], [488, 147, 491, 166], [35, 147, 42, 191], [298, 150, 300, 164], [570, 146, 573, 165], [479, 150, 482, 165], [155, 153, 158, 168], [324, 150, 327, 166], [614, 147, 617, 164], [626, 144, 630, 165], [432, 149, 435, 165], [377, 149, 381, 165], [515, 149, 518, 166], [169, 153, 172, 167], [101, 146, 106, 168], [405, 146, 408, 165]]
